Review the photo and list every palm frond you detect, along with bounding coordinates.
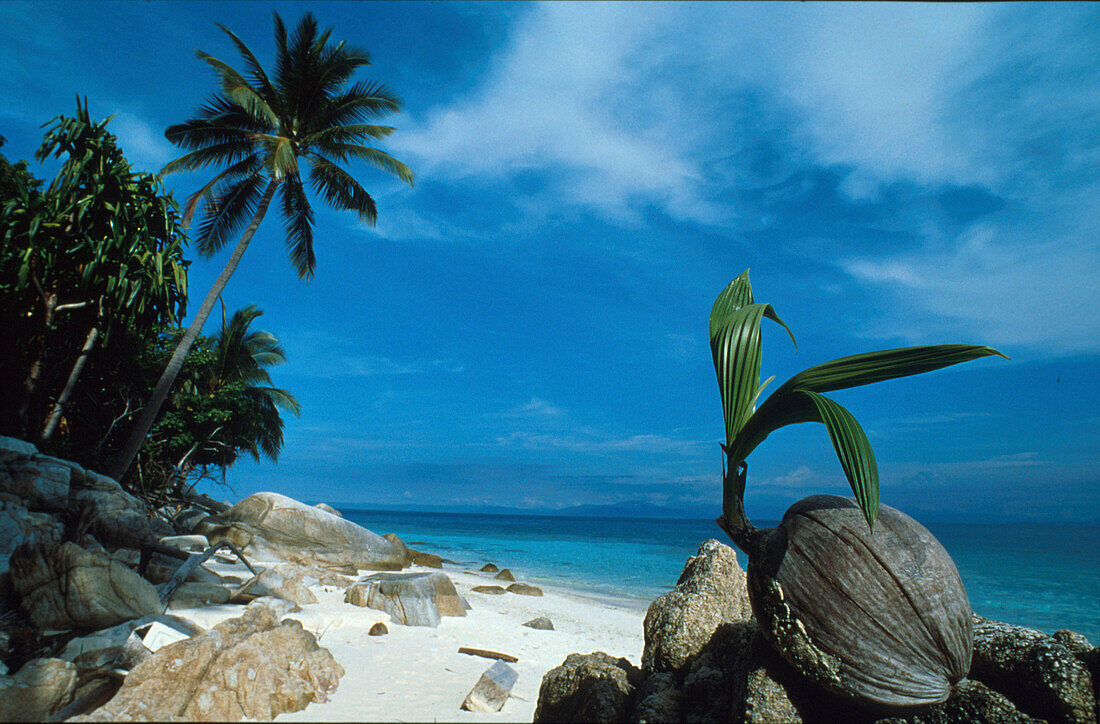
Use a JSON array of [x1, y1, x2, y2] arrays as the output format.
[[160, 141, 256, 175], [280, 176, 316, 278], [195, 173, 263, 256], [330, 143, 414, 185], [195, 51, 279, 127], [802, 390, 879, 530], [179, 154, 260, 227], [306, 153, 377, 223], [215, 23, 282, 116]]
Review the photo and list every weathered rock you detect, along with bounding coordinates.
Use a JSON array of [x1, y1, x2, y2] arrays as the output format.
[[0, 440, 70, 512], [534, 651, 642, 723], [462, 660, 519, 713], [158, 534, 209, 553], [524, 617, 555, 631], [244, 561, 359, 606], [495, 568, 516, 582], [164, 581, 233, 609], [344, 571, 468, 627], [368, 622, 388, 636], [901, 679, 1043, 724], [472, 585, 507, 595], [201, 492, 410, 570], [971, 615, 1097, 724], [70, 468, 174, 548], [480, 563, 499, 573], [82, 601, 343, 721], [314, 503, 342, 517], [410, 549, 444, 568], [0, 501, 61, 576], [643, 539, 752, 674], [749, 496, 972, 707], [507, 582, 543, 596], [1054, 630, 1094, 657], [9, 533, 161, 630], [60, 615, 203, 673], [633, 671, 681, 724], [0, 657, 77, 721]]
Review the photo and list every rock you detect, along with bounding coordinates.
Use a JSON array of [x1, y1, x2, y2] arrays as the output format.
[[472, 585, 507, 595], [70, 468, 174, 548], [164, 581, 233, 609], [368, 622, 388, 636], [9, 532, 161, 630], [0, 657, 77, 721], [903, 679, 1043, 724], [524, 617, 554, 631], [0, 445, 70, 512], [158, 534, 209, 552], [534, 651, 642, 723], [244, 561, 358, 606], [480, 563, 499, 573], [1054, 630, 1094, 657], [633, 671, 681, 724], [970, 615, 1097, 724], [170, 506, 213, 534], [0, 501, 61, 576], [643, 539, 752, 674], [201, 492, 410, 570], [462, 660, 519, 713], [0, 436, 38, 456], [314, 503, 342, 517], [494, 568, 516, 582], [507, 582, 543, 596], [82, 601, 343, 721], [344, 571, 468, 627], [410, 549, 443, 568]]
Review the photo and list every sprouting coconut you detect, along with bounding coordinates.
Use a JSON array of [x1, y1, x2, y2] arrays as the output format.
[[708, 270, 1006, 707]]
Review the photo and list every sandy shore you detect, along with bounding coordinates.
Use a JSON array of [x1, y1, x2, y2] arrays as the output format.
[[173, 559, 648, 722]]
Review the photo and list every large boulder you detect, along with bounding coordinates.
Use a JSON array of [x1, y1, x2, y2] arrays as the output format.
[[0, 657, 77, 721], [344, 571, 468, 627], [970, 616, 1097, 724], [0, 437, 70, 512], [82, 601, 343, 721], [533, 651, 642, 723], [69, 468, 174, 549], [643, 539, 752, 674], [9, 532, 161, 630], [0, 502, 61, 576], [246, 562, 354, 606], [200, 492, 410, 571]]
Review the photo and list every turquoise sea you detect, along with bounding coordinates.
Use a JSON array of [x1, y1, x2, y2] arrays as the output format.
[[344, 510, 1099, 642]]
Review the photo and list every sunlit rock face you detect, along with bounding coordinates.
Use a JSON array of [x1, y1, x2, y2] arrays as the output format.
[[747, 494, 973, 707]]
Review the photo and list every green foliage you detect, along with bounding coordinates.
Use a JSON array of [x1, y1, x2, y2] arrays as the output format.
[[710, 270, 1006, 531], [129, 305, 299, 498], [0, 99, 189, 438]]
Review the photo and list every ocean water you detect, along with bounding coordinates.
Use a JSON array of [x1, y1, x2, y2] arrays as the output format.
[[344, 509, 1100, 642]]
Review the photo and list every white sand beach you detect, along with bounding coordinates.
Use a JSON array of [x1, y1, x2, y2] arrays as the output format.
[[173, 559, 648, 723]]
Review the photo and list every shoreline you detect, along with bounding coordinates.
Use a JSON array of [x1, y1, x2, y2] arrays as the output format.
[[177, 554, 648, 722]]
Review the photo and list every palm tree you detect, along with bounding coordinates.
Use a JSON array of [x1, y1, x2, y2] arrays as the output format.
[[160, 304, 299, 491], [109, 12, 413, 481]]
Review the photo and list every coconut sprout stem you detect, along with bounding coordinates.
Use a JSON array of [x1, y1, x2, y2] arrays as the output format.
[[718, 458, 766, 558]]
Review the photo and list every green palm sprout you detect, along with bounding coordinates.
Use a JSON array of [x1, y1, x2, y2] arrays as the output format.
[[711, 270, 1006, 554]]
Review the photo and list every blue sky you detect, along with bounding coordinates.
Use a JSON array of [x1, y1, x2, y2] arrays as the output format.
[[2, 2, 1097, 522]]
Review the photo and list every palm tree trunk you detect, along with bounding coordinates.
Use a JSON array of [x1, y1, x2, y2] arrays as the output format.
[[108, 178, 280, 482], [40, 323, 101, 441]]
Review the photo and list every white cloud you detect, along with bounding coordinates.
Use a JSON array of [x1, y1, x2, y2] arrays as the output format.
[[108, 111, 176, 171]]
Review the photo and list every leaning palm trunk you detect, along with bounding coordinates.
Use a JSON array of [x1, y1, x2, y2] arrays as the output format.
[[108, 179, 279, 481]]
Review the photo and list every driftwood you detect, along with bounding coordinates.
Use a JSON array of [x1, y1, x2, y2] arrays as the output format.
[[159, 541, 257, 611], [748, 495, 972, 707], [458, 647, 519, 663], [461, 660, 518, 713]]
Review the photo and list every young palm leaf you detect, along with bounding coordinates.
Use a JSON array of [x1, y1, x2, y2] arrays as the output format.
[[711, 270, 1006, 535]]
